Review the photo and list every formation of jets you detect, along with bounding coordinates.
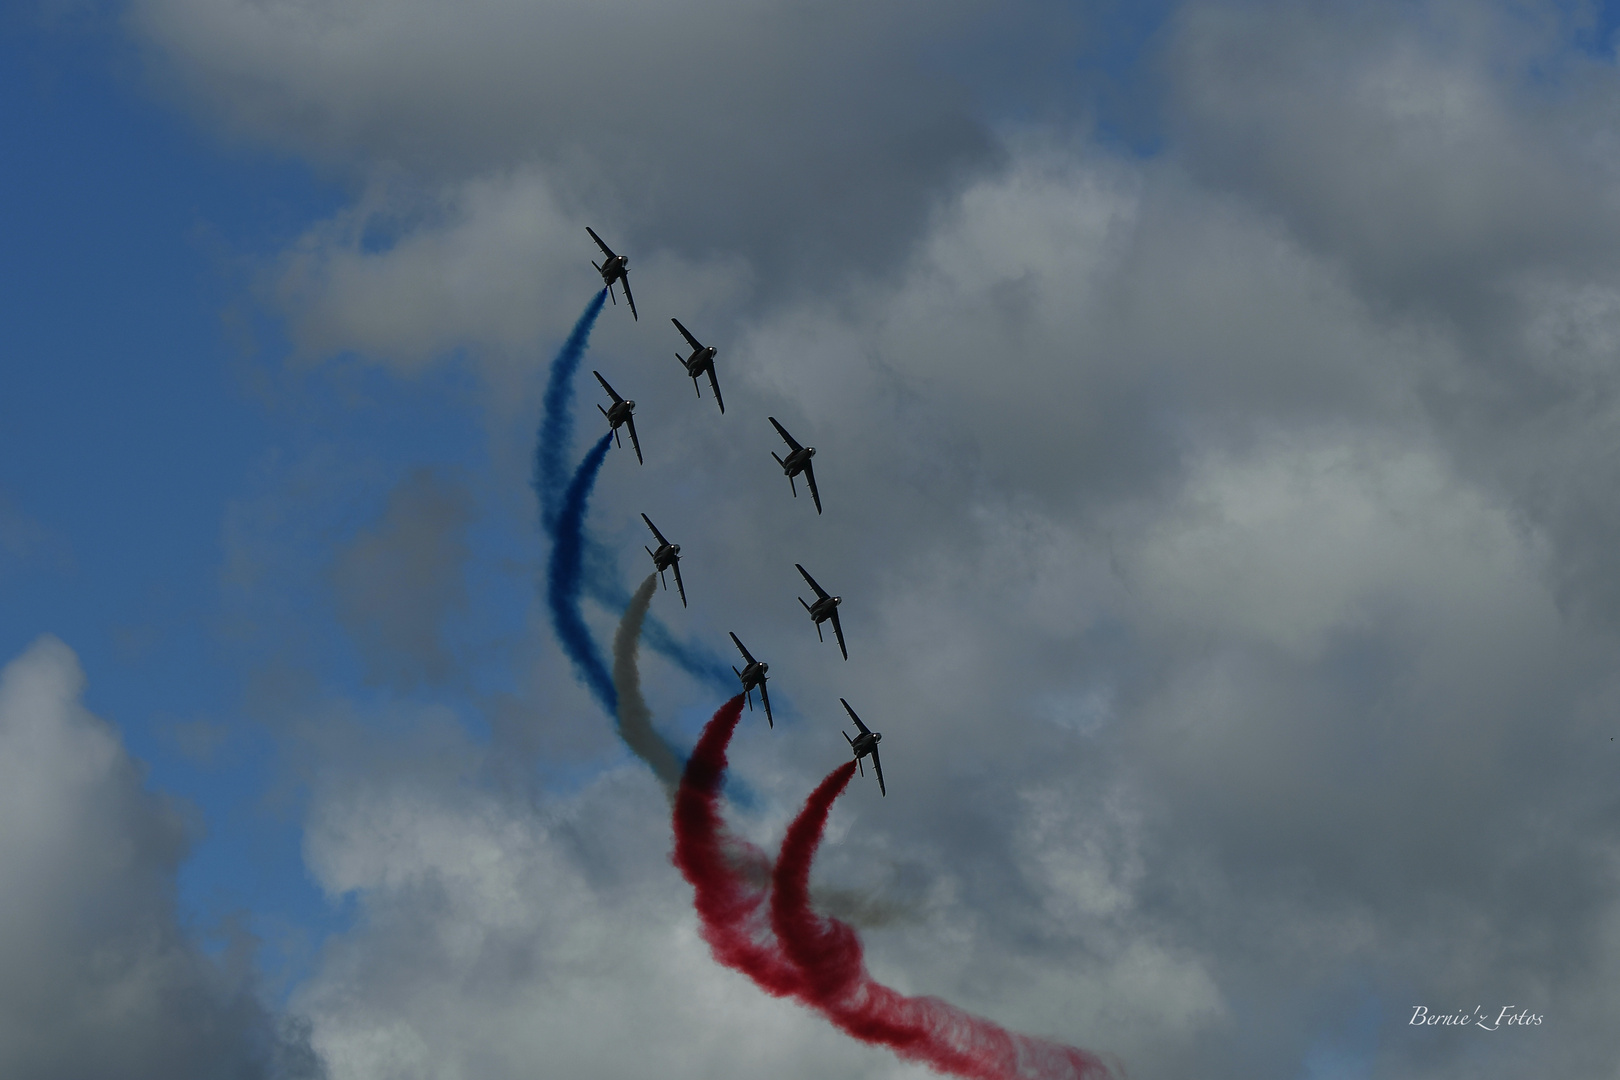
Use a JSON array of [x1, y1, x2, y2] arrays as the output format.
[[586, 228, 887, 796]]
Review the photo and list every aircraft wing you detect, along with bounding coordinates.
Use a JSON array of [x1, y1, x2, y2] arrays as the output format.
[[625, 415, 643, 465], [621, 273, 638, 320], [707, 365, 724, 414], [671, 559, 687, 608], [641, 513, 669, 547], [672, 318, 702, 352], [802, 460, 821, 514], [795, 563, 829, 600], [586, 227, 616, 259], [840, 698, 870, 735], [759, 679, 772, 728], [829, 607, 847, 661], [870, 746, 885, 796], [593, 370, 623, 403], [769, 416, 804, 453], [729, 632, 756, 665]]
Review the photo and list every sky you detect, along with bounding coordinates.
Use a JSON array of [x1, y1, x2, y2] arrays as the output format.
[[4, 0, 1620, 1076]]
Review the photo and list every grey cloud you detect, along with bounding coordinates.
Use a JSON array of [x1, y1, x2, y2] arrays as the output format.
[[0, 635, 323, 1080], [291, 711, 895, 1079], [1159, 0, 1620, 634], [129, 0, 1057, 294], [1164, 1, 1620, 321], [329, 467, 475, 689]]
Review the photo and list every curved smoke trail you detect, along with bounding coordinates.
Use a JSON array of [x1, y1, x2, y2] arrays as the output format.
[[546, 432, 617, 713], [532, 293, 736, 696], [770, 766, 1115, 1080], [671, 697, 808, 996], [537, 289, 607, 533], [611, 573, 686, 792]]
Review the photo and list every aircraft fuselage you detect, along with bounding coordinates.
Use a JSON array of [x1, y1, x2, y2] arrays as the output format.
[[781, 445, 815, 477], [809, 595, 840, 624], [850, 730, 881, 759], [681, 346, 717, 376], [650, 542, 679, 572], [606, 400, 635, 427], [597, 255, 628, 287]]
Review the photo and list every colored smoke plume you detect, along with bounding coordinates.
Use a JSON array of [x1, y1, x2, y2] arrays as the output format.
[[671, 697, 807, 997], [771, 766, 1115, 1080], [536, 289, 606, 533], [545, 432, 617, 712], [611, 573, 686, 792], [533, 292, 735, 696]]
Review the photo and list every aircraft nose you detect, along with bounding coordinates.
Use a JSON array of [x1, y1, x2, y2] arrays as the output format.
[[672, 545, 680, 554], [760, 663, 769, 674]]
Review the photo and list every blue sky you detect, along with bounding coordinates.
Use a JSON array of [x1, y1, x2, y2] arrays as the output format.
[[2, 11, 331, 949]]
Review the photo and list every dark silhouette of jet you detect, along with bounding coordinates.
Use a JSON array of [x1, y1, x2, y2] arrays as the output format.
[[641, 514, 685, 606], [594, 371, 642, 464], [672, 319, 724, 414], [840, 698, 884, 796], [795, 563, 845, 660], [728, 632, 772, 726], [587, 228, 637, 319], [769, 417, 820, 513]]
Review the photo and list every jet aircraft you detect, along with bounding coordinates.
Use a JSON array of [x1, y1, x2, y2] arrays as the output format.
[[840, 698, 885, 796], [641, 514, 685, 606], [594, 371, 642, 464], [794, 563, 845, 660], [587, 227, 637, 319], [728, 632, 772, 726], [769, 417, 820, 513], [672, 319, 724, 414]]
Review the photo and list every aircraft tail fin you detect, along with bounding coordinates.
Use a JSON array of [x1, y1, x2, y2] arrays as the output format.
[[799, 596, 813, 615], [772, 451, 786, 468], [598, 404, 610, 419]]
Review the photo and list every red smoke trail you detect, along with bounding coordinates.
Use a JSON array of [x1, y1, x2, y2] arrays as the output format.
[[771, 764, 1115, 1080], [671, 696, 807, 998]]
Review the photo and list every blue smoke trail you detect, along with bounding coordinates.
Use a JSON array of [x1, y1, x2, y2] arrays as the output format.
[[533, 294, 736, 696], [547, 433, 618, 713], [538, 289, 607, 534]]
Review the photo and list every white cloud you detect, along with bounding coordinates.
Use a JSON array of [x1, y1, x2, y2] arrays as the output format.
[[0, 635, 319, 1079]]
